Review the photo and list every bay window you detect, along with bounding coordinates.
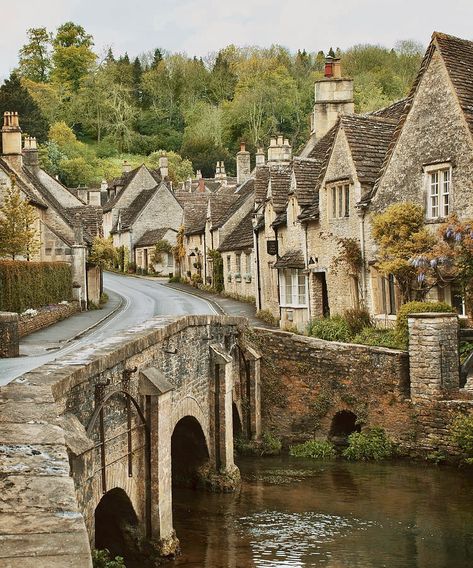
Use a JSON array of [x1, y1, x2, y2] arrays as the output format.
[[280, 269, 307, 306]]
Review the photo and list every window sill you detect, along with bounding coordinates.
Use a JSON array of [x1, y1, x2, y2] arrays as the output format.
[[280, 304, 308, 309], [425, 216, 449, 224]]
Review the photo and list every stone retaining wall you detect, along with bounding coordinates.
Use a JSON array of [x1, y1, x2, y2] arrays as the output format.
[[0, 311, 19, 357], [18, 302, 80, 338]]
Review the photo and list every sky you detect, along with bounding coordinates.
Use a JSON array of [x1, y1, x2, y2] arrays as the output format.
[[1, 0, 473, 79]]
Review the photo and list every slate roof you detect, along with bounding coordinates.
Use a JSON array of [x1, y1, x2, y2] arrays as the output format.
[[66, 206, 103, 238], [370, 98, 409, 121], [219, 210, 254, 252], [209, 193, 239, 228], [271, 211, 287, 228], [366, 31, 473, 203], [0, 158, 46, 209], [134, 228, 175, 248], [111, 188, 156, 233], [269, 165, 292, 213], [103, 166, 144, 212], [341, 115, 397, 190], [292, 158, 319, 206], [273, 249, 305, 269], [175, 193, 210, 235], [255, 166, 270, 202], [213, 179, 255, 229]]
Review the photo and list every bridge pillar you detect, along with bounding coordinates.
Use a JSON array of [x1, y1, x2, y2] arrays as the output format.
[[139, 367, 179, 557], [208, 343, 240, 491], [244, 345, 262, 440]]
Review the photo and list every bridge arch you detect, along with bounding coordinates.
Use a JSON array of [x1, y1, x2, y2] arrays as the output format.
[[95, 487, 141, 567], [329, 410, 361, 443], [171, 415, 210, 488]]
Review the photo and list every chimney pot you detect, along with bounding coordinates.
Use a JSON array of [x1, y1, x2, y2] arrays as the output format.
[[122, 160, 131, 173], [240, 142, 246, 152], [277, 135, 283, 146]]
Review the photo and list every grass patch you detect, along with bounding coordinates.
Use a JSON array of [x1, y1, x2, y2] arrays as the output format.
[[289, 439, 336, 460]]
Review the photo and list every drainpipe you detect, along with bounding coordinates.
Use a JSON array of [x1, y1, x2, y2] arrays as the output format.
[[253, 227, 262, 310], [357, 203, 368, 307], [274, 227, 281, 321], [304, 223, 311, 320], [203, 229, 207, 283]]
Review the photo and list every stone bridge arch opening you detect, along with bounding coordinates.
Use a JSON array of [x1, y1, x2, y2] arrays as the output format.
[[232, 402, 242, 440], [171, 415, 209, 488], [329, 410, 361, 444], [95, 487, 142, 567]]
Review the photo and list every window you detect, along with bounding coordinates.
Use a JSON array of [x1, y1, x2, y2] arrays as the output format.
[[227, 255, 231, 273], [427, 167, 451, 219], [281, 269, 307, 306], [167, 252, 173, 267], [236, 253, 241, 274], [329, 183, 350, 218], [245, 253, 251, 274]]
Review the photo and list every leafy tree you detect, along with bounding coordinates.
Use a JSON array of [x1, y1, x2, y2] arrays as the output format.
[[148, 150, 193, 183], [88, 237, 116, 267], [51, 22, 96, 92], [0, 178, 40, 259], [18, 27, 52, 82], [371, 202, 436, 303], [22, 78, 63, 124], [173, 225, 186, 276], [0, 72, 49, 141]]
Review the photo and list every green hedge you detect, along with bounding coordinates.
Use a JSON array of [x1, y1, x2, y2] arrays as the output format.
[[0, 260, 73, 313]]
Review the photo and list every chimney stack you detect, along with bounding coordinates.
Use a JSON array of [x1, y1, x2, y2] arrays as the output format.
[[311, 52, 353, 141], [2, 111, 22, 170], [236, 142, 251, 185], [196, 169, 202, 179], [267, 135, 292, 164], [255, 147, 265, 167], [159, 154, 169, 179], [198, 178, 205, 193], [215, 161, 221, 178], [122, 160, 131, 174], [23, 136, 39, 169]]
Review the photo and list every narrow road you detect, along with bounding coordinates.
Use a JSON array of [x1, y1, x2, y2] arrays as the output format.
[[0, 272, 217, 385]]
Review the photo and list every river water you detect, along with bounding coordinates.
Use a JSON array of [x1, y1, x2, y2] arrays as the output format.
[[171, 456, 473, 568]]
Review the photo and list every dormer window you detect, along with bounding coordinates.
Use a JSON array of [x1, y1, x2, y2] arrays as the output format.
[[329, 183, 350, 219], [425, 164, 451, 219]]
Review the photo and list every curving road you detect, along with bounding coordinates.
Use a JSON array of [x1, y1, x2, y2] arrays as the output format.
[[0, 272, 217, 385]]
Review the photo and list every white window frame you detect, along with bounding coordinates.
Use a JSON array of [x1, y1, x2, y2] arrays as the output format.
[[328, 183, 350, 219], [245, 253, 252, 274], [425, 163, 452, 219], [279, 269, 308, 308]]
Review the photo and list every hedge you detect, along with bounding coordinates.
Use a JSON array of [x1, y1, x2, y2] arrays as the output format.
[[0, 260, 73, 313]]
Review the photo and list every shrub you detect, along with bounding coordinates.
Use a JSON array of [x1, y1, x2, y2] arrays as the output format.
[[396, 301, 455, 348], [450, 414, 473, 464], [352, 327, 405, 350], [308, 315, 352, 342], [169, 275, 182, 283], [256, 309, 280, 326], [92, 549, 125, 568], [343, 308, 373, 335], [259, 432, 282, 456], [0, 260, 73, 312], [342, 427, 396, 461], [290, 440, 336, 460]]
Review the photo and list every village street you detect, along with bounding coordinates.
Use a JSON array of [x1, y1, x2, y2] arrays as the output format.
[[0, 272, 217, 385]]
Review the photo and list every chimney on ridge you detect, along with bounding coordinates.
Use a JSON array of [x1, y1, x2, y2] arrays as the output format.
[[2, 111, 22, 170], [255, 147, 265, 167], [236, 142, 251, 185], [23, 136, 39, 169], [159, 154, 169, 179], [122, 160, 131, 174]]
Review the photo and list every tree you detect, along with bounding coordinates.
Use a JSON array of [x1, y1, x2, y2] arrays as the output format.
[[173, 226, 186, 277], [0, 72, 49, 141], [88, 237, 116, 267], [51, 22, 96, 92], [0, 178, 40, 260], [18, 27, 52, 82], [371, 202, 436, 303]]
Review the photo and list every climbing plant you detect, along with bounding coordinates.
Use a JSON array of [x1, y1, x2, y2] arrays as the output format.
[[152, 239, 172, 264], [208, 249, 224, 292], [172, 226, 186, 277]]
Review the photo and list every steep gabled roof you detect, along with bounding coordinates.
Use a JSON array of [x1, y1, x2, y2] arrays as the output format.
[[369, 98, 409, 121], [255, 165, 270, 202], [66, 206, 103, 238], [103, 165, 144, 212], [435, 32, 473, 138], [268, 164, 292, 213], [111, 187, 156, 232], [219, 210, 254, 252], [0, 158, 46, 209], [292, 158, 319, 206], [273, 249, 305, 269], [214, 178, 255, 229], [176, 193, 210, 235], [367, 32, 473, 203], [341, 114, 397, 190], [134, 227, 176, 248], [209, 193, 239, 228]]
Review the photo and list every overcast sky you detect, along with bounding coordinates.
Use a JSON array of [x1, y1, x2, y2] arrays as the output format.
[[1, 0, 472, 79]]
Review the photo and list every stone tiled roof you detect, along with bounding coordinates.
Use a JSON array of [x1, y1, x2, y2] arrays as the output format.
[[209, 193, 239, 228], [219, 210, 254, 252], [367, 31, 473, 203], [273, 249, 305, 269], [102, 166, 143, 212], [271, 211, 287, 228], [66, 206, 103, 238], [370, 98, 409, 121], [175, 193, 210, 235], [255, 166, 270, 202], [214, 179, 255, 229], [0, 158, 46, 209], [269, 165, 292, 213], [292, 158, 319, 206], [134, 228, 176, 248], [341, 115, 397, 190], [111, 188, 156, 232]]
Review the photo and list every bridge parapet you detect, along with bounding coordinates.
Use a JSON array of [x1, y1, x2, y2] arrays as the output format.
[[0, 314, 257, 566]]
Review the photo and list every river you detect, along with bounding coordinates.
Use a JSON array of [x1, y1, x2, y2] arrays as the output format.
[[170, 456, 473, 568]]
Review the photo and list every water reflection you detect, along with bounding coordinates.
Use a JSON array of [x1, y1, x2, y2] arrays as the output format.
[[171, 457, 473, 568]]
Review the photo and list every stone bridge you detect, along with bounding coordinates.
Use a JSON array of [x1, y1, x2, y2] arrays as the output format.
[[0, 315, 261, 567]]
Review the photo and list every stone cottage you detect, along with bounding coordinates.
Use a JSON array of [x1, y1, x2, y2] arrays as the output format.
[[0, 111, 102, 305]]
